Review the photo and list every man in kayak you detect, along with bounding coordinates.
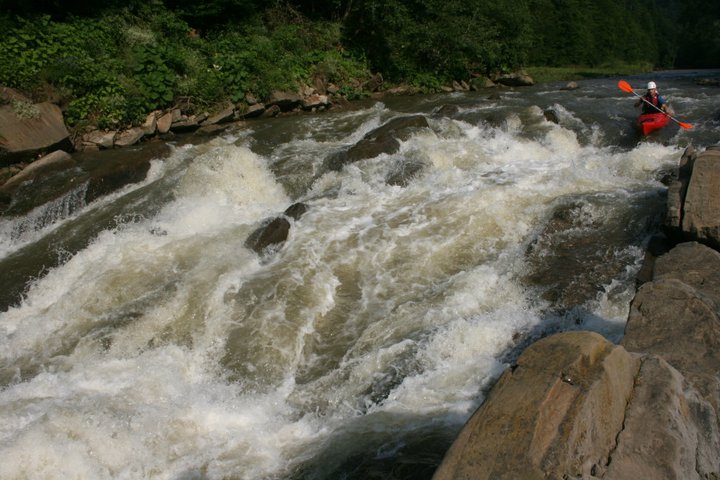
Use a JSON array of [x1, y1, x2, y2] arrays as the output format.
[[635, 81, 671, 114]]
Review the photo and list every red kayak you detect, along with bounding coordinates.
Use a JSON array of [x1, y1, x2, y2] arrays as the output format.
[[636, 112, 670, 135]]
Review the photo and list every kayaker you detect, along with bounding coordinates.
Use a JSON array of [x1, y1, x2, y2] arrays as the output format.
[[635, 81, 671, 114]]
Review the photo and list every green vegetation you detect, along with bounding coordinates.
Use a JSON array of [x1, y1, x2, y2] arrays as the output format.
[[0, 0, 717, 131]]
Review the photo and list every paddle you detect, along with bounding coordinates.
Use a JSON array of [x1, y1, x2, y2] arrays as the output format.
[[617, 80, 693, 129]]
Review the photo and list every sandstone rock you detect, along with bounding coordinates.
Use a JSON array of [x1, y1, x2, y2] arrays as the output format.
[[665, 145, 695, 234], [433, 331, 640, 480], [82, 130, 117, 149], [604, 355, 720, 480], [203, 104, 235, 125], [114, 127, 145, 147], [0, 150, 74, 190], [157, 112, 173, 134], [0, 102, 72, 166], [239, 103, 265, 119], [623, 242, 720, 413], [301, 94, 329, 110], [142, 111, 159, 136], [170, 116, 200, 133], [681, 148, 720, 248]]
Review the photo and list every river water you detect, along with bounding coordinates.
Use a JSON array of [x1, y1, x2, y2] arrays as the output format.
[[1, 70, 719, 479]]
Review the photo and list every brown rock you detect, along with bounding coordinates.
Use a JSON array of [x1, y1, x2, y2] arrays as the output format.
[[0, 150, 74, 190], [623, 242, 720, 413], [682, 149, 720, 248], [157, 112, 173, 134], [0, 102, 72, 166], [604, 355, 720, 479], [433, 331, 639, 480], [114, 127, 145, 147]]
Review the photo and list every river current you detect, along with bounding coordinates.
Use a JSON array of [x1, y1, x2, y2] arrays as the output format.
[[1, 70, 719, 479]]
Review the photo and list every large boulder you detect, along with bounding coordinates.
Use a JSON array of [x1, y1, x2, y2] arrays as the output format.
[[0, 102, 73, 166], [666, 145, 720, 248], [433, 331, 720, 480], [623, 241, 720, 413], [433, 332, 640, 480]]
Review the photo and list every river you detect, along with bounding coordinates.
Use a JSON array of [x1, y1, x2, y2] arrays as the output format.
[[1, 70, 719, 479]]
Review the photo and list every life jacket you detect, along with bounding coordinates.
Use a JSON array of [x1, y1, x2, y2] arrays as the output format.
[[642, 93, 665, 114]]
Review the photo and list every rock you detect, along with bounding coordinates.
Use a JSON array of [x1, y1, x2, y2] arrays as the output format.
[[114, 127, 145, 147], [665, 145, 695, 235], [203, 104, 235, 125], [604, 355, 720, 479], [0, 150, 74, 190], [157, 112, 173, 134], [623, 241, 720, 413], [301, 94, 329, 110], [561, 81, 579, 90], [170, 115, 200, 133], [239, 103, 265, 119], [324, 115, 430, 171], [82, 130, 117, 149], [0, 102, 73, 167], [433, 331, 640, 480], [543, 109, 559, 124], [681, 148, 720, 248], [142, 111, 159, 136], [0, 87, 31, 104], [469, 76, 495, 90], [245, 217, 291, 254], [362, 73, 383, 92], [284, 202, 308, 220], [493, 70, 535, 87], [261, 105, 281, 118], [433, 330, 720, 480], [266, 91, 302, 111]]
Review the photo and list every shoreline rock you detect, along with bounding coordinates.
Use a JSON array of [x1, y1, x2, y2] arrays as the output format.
[[433, 145, 720, 479]]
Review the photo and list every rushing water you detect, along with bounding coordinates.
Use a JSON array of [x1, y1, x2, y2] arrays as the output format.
[[1, 70, 719, 479]]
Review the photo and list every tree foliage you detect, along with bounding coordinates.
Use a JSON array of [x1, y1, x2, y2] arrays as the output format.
[[0, 0, 716, 128]]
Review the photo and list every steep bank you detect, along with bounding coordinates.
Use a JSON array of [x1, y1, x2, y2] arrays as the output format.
[[433, 145, 720, 479]]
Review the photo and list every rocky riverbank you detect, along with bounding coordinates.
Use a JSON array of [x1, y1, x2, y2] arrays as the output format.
[[433, 145, 720, 479], [0, 70, 535, 189]]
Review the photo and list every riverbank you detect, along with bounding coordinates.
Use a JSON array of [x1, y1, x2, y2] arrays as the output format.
[[433, 145, 720, 479]]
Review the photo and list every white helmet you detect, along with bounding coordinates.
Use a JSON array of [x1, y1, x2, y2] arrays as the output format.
[[647, 81, 657, 89]]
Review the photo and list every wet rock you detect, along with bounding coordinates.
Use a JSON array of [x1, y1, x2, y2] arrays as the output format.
[[543, 109, 559, 124], [245, 217, 291, 254], [284, 202, 308, 220], [324, 115, 430, 171], [0, 150, 74, 191], [386, 158, 428, 186]]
